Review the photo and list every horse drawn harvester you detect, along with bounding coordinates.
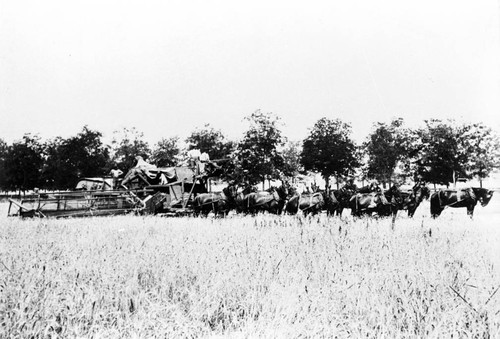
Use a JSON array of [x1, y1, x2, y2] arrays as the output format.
[[7, 155, 224, 218]]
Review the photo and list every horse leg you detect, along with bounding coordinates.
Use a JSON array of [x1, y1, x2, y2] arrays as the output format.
[[407, 205, 415, 218], [431, 207, 443, 218], [350, 200, 358, 217], [213, 206, 221, 217], [391, 212, 396, 230], [391, 206, 398, 220], [430, 198, 443, 218], [467, 205, 474, 219]]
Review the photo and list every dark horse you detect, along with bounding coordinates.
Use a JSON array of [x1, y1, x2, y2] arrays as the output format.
[[430, 187, 494, 218], [285, 188, 324, 215], [239, 183, 289, 215], [399, 182, 431, 217], [193, 183, 238, 217], [234, 185, 258, 214], [350, 184, 402, 219], [323, 186, 357, 216]]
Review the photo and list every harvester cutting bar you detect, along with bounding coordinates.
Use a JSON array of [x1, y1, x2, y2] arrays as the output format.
[[7, 189, 148, 218]]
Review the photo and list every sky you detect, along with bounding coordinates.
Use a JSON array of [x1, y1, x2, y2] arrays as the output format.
[[1, 0, 499, 146]]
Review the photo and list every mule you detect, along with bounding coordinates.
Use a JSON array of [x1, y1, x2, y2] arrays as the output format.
[[193, 184, 238, 217], [234, 185, 258, 214], [378, 185, 403, 218], [350, 185, 402, 218], [285, 190, 324, 215], [430, 187, 494, 218], [240, 183, 289, 215], [323, 187, 356, 216]]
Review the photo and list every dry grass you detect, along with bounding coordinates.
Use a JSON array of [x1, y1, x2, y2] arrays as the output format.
[[1, 202, 499, 338]]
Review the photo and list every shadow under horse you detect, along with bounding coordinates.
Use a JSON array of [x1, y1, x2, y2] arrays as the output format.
[[430, 187, 494, 218]]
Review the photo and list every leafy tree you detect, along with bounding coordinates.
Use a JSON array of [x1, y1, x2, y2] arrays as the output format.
[[71, 126, 110, 177], [414, 119, 463, 187], [3, 134, 44, 192], [301, 118, 359, 189], [235, 110, 285, 186], [456, 122, 500, 187], [111, 127, 151, 172], [41, 126, 110, 189], [151, 137, 180, 167], [40, 136, 65, 189], [364, 118, 412, 186], [186, 124, 235, 160], [281, 141, 303, 180]]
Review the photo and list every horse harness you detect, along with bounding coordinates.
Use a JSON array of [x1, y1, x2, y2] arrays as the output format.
[[296, 193, 322, 212], [196, 192, 227, 210], [438, 188, 476, 208], [249, 190, 281, 208]]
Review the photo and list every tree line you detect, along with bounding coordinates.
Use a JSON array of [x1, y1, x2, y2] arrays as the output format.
[[0, 110, 499, 192]]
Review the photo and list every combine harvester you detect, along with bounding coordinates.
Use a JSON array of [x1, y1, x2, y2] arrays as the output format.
[[7, 152, 224, 218]]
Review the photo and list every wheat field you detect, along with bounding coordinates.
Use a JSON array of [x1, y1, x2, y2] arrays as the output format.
[[1, 199, 499, 338]]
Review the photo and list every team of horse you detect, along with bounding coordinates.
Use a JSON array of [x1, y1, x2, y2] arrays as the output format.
[[192, 180, 493, 219], [119, 161, 495, 218]]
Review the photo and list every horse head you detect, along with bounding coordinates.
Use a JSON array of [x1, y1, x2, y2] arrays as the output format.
[[420, 185, 431, 201], [413, 182, 430, 202], [387, 184, 403, 204], [336, 186, 355, 204], [275, 183, 289, 200], [239, 184, 257, 196], [222, 183, 238, 200], [474, 188, 494, 207], [288, 185, 299, 197]]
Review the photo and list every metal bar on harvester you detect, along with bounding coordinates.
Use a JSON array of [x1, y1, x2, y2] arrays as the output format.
[[136, 173, 151, 186], [36, 194, 42, 214], [181, 180, 185, 207], [126, 189, 146, 210], [183, 178, 197, 209], [8, 198, 30, 211], [147, 181, 184, 188]]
